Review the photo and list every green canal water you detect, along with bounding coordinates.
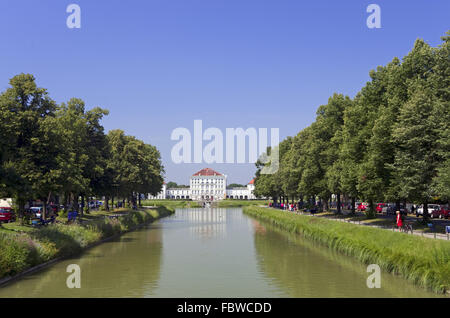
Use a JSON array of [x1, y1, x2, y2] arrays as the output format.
[[0, 208, 442, 297]]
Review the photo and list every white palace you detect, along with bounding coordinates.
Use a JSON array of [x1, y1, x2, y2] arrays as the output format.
[[147, 168, 256, 201]]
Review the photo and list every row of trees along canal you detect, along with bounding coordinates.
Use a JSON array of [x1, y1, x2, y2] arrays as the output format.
[[254, 32, 450, 222], [0, 74, 164, 222]]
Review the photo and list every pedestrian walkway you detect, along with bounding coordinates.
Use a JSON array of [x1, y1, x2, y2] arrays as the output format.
[[322, 213, 450, 241]]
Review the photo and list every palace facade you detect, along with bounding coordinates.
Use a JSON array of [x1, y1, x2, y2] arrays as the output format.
[[147, 168, 256, 201]]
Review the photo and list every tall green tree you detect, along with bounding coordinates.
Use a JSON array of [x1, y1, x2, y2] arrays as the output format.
[[391, 79, 441, 220], [431, 32, 450, 201], [0, 74, 57, 219]]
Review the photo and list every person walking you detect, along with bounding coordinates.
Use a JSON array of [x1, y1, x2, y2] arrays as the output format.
[[396, 210, 403, 229]]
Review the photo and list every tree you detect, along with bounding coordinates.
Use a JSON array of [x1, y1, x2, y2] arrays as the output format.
[[228, 183, 245, 188], [166, 182, 178, 188], [107, 129, 163, 207], [431, 32, 450, 201], [255, 33, 449, 218], [315, 94, 350, 212], [0, 74, 57, 221], [391, 79, 440, 221]]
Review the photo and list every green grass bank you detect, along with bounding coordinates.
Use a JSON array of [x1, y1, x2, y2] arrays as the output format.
[[243, 206, 450, 294], [141, 199, 202, 209], [0, 207, 174, 281], [216, 199, 269, 208]]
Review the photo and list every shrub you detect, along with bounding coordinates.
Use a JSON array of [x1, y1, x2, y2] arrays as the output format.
[[0, 233, 41, 277], [0, 207, 175, 280]]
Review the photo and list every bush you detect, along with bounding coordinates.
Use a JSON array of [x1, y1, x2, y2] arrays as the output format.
[[59, 209, 69, 218], [0, 207, 175, 280], [0, 233, 41, 277]]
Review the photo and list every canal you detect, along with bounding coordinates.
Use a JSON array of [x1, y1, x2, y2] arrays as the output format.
[[0, 208, 442, 297]]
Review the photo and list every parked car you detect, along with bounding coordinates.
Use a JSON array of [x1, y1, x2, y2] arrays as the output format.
[[381, 203, 407, 216], [0, 207, 16, 223], [29, 206, 43, 218], [357, 202, 369, 212], [416, 204, 440, 217], [431, 206, 449, 219], [375, 203, 386, 213]]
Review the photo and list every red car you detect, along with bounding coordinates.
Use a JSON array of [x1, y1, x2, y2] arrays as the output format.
[[431, 206, 449, 219], [375, 203, 386, 213], [0, 207, 16, 223], [357, 202, 368, 212]]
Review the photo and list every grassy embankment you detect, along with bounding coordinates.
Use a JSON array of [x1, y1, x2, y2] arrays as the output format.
[[0, 206, 174, 281], [216, 199, 269, 208], [141, 199, 202, 209], [243, 206, 450, 294]]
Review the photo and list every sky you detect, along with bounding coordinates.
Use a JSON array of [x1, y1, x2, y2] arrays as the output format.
[[0, 0, 449, 185]]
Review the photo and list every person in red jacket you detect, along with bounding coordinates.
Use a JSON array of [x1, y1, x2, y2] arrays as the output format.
[[396, 210, 403, 229]]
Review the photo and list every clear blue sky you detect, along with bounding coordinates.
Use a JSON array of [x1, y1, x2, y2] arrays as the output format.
[[0, 0, 449, 185]]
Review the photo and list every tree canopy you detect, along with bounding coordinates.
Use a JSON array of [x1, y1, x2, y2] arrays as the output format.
[[254, 32, 450, 220], [0, 74, 164, 217]]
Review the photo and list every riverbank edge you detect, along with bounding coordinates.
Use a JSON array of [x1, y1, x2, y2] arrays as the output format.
[[0, 206, 175, 287], [243, 206, 450, 294], [216, 200, 270, 208]]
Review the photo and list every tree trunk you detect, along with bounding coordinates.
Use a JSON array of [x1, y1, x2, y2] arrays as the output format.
[[351, 197, 356, 215], [323, 198, 329, 212], [74, 194, 79, 214], [395, 200, 400, 213], [81, 195, 85, 217], [337, 192, 341, 214], [42, 197, 47, 220], [18, 199, 26, 225], [423, 202, 430, 222], [367, 198, 376, 218], [45, 191, 52, 220], [138, 193, 141, 207]]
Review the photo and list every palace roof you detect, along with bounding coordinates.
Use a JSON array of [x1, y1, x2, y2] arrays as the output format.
[[192, 168, 223, 176]]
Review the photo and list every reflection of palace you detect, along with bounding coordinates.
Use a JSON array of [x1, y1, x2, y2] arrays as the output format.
[[177, 208, 227, 239], [177, 208, 227, 223], [147, 168, 256, 201]]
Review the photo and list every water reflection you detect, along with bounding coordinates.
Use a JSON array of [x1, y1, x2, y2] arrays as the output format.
[[174, 208, 249, 239], [251, 219, 442, 298], [177, 208, 227, 239], [0, 225, 163, 298]]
